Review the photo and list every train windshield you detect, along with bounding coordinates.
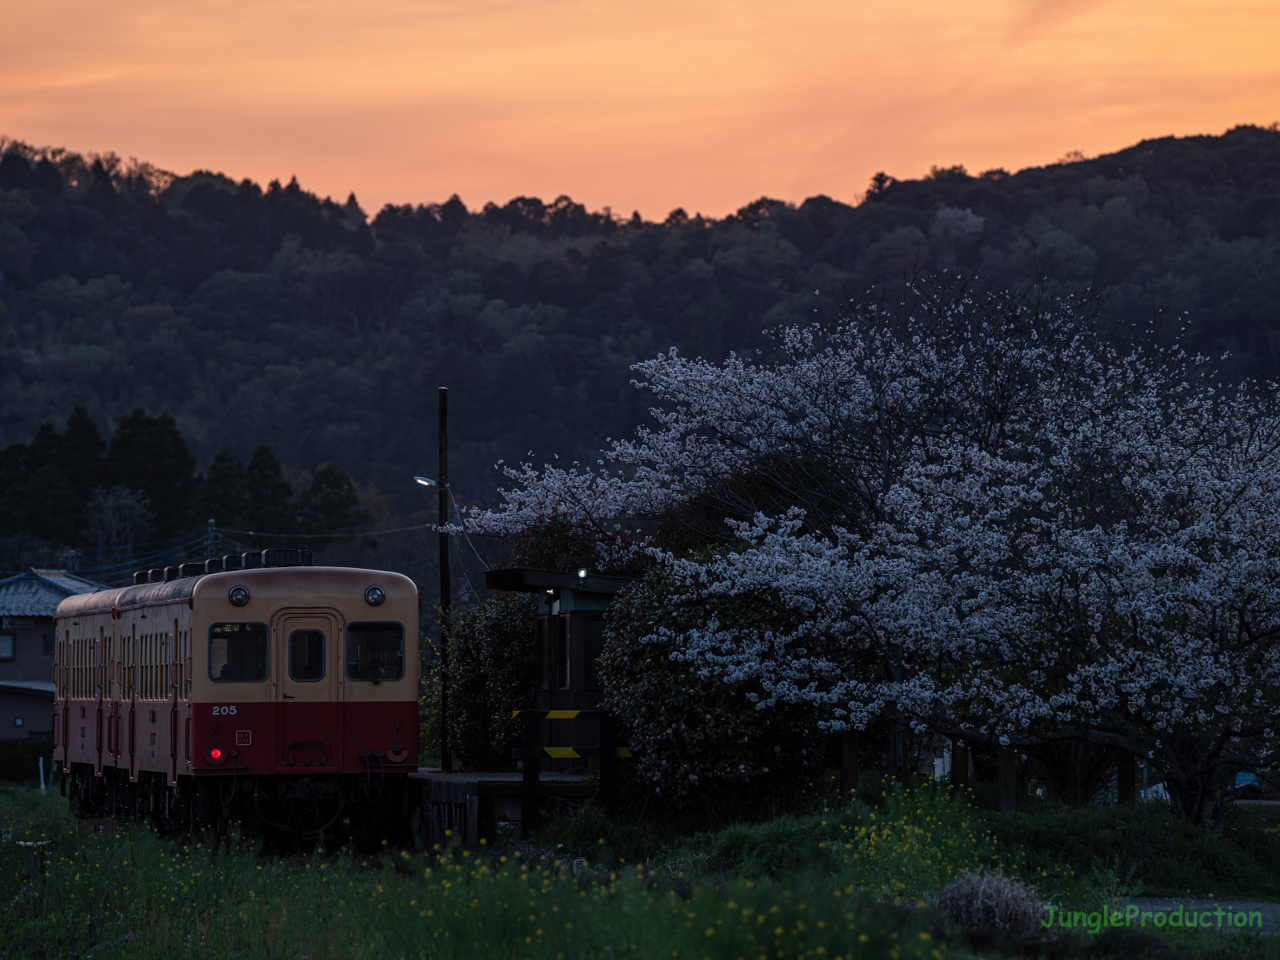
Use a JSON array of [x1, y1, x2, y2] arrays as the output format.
[[209, 623, 269, 682], [346, 622, 404, 682]]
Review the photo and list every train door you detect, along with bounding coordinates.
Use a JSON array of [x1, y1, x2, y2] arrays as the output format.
[[103, 626, 119, 768], [125, 625, 136, 778], [57, 633, 68, 770], [94, 629, 104, 776], [272, 609, 341, 771], [170, 619, 182, 785]]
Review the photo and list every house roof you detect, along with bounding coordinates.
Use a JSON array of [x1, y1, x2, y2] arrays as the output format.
[[0, 569, 106, 618], [0, 680, 55, 697]]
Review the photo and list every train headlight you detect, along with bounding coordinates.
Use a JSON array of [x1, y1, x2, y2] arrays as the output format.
[[228, 585, 250, 606], [364, 585, 386, 606]]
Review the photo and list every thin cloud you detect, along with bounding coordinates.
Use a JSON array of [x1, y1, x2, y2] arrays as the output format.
[[0, 0, 1275, 217], [1008, 0, 1113, 42]]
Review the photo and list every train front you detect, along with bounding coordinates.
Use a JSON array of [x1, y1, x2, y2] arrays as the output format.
[[189, 565, 420, 843]]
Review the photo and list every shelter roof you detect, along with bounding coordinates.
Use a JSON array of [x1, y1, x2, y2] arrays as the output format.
[[484, 567, 634, 596]]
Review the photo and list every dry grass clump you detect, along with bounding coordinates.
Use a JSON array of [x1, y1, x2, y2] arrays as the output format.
[[932, 870, 1046, 934]]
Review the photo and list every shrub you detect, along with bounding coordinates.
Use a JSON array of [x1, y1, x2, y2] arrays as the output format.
[[599, 572, 829, 815], [418, 643, 441, 763], [932, 871, 1045, 934], [989, 800, 1280, 900], [832, 779, 1014, 900], [446, 592, 538, 768]]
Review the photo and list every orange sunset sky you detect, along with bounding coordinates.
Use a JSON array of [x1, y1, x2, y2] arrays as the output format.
[[2, 0, 1277, 219]]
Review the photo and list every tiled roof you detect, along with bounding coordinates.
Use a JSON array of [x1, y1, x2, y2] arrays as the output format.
[[0, 569, 106, 618]]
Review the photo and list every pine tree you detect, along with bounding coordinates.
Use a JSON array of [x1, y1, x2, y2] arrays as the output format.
[[106, 409, 198, 540]]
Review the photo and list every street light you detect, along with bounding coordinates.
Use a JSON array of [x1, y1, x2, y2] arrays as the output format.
[[414, 477, 436, 487]]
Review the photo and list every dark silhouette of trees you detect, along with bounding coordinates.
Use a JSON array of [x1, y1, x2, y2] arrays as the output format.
[[0, 405, 372, 556], [106, 409, 198, 540], [191, 450, 247, 532], [0, 126, 1278, 523], [242, 444, 295, 538], [0, 405, 107, 545]]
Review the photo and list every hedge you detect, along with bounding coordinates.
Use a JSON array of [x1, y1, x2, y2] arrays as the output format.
[[446, 593, 538, 769]]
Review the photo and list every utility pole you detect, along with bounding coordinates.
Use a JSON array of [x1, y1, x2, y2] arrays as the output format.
[[438, 387, 452, 772], [206, 519, 216, 560]]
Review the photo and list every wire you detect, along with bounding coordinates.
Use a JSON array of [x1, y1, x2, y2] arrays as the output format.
[[0, 535, 209, 558], [216, 492, 495, 572], [213, 523, 434, 539], [447, 488, 492, 571]]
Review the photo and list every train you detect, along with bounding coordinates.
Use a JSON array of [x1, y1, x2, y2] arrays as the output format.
[[52, 550, 420, 844]]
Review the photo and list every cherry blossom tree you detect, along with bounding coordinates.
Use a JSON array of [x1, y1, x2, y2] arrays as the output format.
[[472, 281, 1280, 830]]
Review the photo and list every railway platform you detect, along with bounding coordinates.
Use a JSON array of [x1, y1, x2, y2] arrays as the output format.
[[411, 768, 591, 847]]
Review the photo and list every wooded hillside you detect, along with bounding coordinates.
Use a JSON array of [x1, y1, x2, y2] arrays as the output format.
[[0, 125, 1277, 535]]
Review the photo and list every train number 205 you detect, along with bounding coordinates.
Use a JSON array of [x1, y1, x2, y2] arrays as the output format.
[[213, 706, 238, 716]]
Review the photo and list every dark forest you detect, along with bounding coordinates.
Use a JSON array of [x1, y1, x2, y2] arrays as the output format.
[[1, 125, 1278, 573]]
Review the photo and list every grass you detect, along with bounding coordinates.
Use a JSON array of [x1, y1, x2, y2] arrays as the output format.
[[533, 775, 1280, 945], [989, 799, 1280, 901], [540, 779, 1066, 903], [7, 776, 1280, 959], [0, 785, 942, 960]]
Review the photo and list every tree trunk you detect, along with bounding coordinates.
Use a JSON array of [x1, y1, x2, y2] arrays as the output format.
[[1117, 752, 1136, 805], [1164, 773, 1228, 836], [840, 730, 860, 804], [998, 746, 1017, 813], [888, 727, 906, 786], [951, 741, 969, 794], [1066, 740, 1097, 804]]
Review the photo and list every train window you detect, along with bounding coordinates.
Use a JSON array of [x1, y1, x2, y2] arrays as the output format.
[[346, 622, 404, 682], [0, 634, 12, 660], [209, 623, 268, 682], [289, 630, 325, 682]]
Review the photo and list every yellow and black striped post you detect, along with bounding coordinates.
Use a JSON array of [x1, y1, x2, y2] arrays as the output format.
[[514, 709, 627, 837], [521, 711, 539, 835], [599, 713, 618, 816]]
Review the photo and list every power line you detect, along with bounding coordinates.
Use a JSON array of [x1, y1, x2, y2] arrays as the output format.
[[447, 488, 492, 572], [213, 523, 435, 539]]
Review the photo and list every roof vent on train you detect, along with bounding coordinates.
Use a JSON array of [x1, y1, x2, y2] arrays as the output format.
[[163, 566, 179, 582], [178, 562, 204, 578], [222, 554, 242, 571], [133, 570, 147, 585], [259, 548, 314, 568], [241, 552, 262, 569], [148, 569, 164, 584], [204, 558, 223, 574]]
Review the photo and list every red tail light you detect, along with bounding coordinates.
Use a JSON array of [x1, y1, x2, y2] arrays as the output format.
[[210, 748, 222, 759]]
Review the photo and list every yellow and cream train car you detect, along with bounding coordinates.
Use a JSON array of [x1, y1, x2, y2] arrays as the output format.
[[53, 551, 419, 842]]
